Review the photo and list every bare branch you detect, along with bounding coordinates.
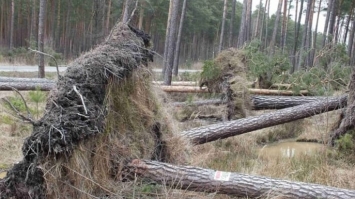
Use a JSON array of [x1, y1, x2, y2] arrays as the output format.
[[2, 98, 36, 124], [28, 48, 60, 79]]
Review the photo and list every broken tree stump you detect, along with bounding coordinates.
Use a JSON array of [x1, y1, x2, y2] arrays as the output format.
[[182, 95, 347, 144], [127, 159, 355, 199]]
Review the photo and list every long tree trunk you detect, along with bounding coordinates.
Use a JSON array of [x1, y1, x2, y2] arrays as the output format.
[[348, 12, 355, 63], [128, 159, 355, 199], [122, 0, 130, 23], [105, 0, 112, 35], [171, 95, 337, 110], [237, 0, 248, 48], [291, 0, 304, 72], [173, 0, 187, 76], [297, 0, 312, 70], [218, 0, 228, 53], [229, 0, 236, 47], [245, 0, 253, 42], [253, 0, 262, 39], [322, 0, 333, 47], [182, 95, 347, 144], [269, 0, 283, 52], [280, 0, 288, 52], [306, 0, 315, 67], [328, 0, 337, 44], [38, 0, 46, 78], [164, 0, 180, 85], [162, 0, 173, 76], [312, 0, 322, 66], [9, 0, 14, 50]]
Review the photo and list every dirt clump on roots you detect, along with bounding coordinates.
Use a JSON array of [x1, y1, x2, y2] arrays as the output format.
[[200, 48, 251, 120], [0, 23, 186, 199]]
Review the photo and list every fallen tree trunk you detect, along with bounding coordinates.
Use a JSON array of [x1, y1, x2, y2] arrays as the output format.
[[152, 81, 197, 86], [248, 88, 308, 95], [128, 159, 355, 199], [0, 81, 309, 96], [251, 95, 336, 110], [0, 76, 54, 83], [0, 82, 55, 91], [182, 95, 347, 144], [171, 95, 334, 110]]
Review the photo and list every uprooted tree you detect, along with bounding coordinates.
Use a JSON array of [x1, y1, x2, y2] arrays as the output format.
[[0, 23, 186, 199]]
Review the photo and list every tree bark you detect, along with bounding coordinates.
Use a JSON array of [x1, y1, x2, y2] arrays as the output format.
[[281, 0, 288, 52], [218, 0, 228, 53], [292, 0, 304, 72], [171, 95, 337, 110], [348, 12, 355, 63], [229, 0, 236, 47], [164, 0, 180, 85], [182, 95, 347, 144], [127, 159, 355, 199], [38, 0, 46, 78], [122, 0, 130, 23], [237, 0, 248, 48], [173, 0, 187, 76], [322, 0, 333, 47], [312, 0, 322, 65], [251, 95, 339, 110], [9, 0, 14, 50], [0, 82, 55, 91], [298, 0, 312, 69], [269, 0, 283, 52]]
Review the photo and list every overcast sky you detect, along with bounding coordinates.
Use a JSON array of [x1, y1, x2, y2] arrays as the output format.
[[236, 0, 328, 33]]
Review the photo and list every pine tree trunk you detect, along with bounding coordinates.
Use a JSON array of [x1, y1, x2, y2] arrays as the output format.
[[163, 0, 180, 85], [122, 0, 130, 23], [348, 12, 355, 63], [218, 0, 228, 53], [38, 0, 46, 78], [306, 0, 315, 67], [162, 0, 173, 76], [237, 0, 247, 47], [281, 0, 287, 52], [291, 0, 304, 72], [245, 0, 253, 42], [182, 96, 347, 144], [269, 0, 283, 52], [229, 0, 236, 47], [297, 0, 312, 70], [173, 0, 187, 76], [322, 0, 333, 47], [312, 0, 322, 66], [328, 0, 337, 44], [9, 0, 14, 50], [127, 159, 355, 199], [253, 0, 262, 39]]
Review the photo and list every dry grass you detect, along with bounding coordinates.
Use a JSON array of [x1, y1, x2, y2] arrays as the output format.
[[1, 74, 355, 198]]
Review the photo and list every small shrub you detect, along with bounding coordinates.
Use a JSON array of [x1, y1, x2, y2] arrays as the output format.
[[336, 131, 355, 154], [244, 39, 291, 88]]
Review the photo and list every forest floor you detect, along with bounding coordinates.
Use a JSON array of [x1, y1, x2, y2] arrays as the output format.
[[0, 72, 355, 198]]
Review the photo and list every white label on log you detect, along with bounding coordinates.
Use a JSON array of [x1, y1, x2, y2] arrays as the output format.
[[214, 171, 231, 181]]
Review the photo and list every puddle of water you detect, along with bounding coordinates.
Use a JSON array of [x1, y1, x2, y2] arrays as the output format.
[[0, 172, 6, 179], [259, 141, 325, 159]]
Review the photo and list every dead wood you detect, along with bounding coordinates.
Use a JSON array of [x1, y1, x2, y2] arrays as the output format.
[[127, 159, 355, 199], [182, 95, 347, 144]]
